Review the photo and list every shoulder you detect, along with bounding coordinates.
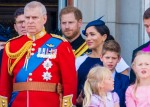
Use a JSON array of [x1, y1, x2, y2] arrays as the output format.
[[133, 41, 150, 53], [50, 34, 68, 42], [116, 57, 129, 73], [90, 94, 101, 105], [76, 54, 88, 71], [126, 85, 135, 96], [111, 92, 120, 103], [116, 72, 129, 79], [126, 85, 135, 93], [7, 35, 24, 42]]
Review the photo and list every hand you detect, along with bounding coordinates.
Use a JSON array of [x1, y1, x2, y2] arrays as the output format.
[[76, 91, 84, 106], [0, 41, 6, 51]]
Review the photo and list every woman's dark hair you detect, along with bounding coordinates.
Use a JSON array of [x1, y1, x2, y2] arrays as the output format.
[[94, 25, 114, 41]]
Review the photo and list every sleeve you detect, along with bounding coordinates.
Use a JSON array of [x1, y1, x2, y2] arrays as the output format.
[[112, 92, 120, 103], [75, 54, 88, 71], [0, 43, 13, 106], [57, 41, 77, 107], [116, 57, 130, 73], [89, 95, 100, 107], [125, 86, 136, 107]]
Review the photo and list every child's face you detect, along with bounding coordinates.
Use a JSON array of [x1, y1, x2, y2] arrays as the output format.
[[133, 54, 150, 79], [100, 75, 114, 92], [100, 51, 120, 72]]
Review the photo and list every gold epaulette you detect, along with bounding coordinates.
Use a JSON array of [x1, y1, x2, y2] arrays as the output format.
[[0, 95, 8, 107], [6, 35, 23, 43], [51, 34, 67, 42]]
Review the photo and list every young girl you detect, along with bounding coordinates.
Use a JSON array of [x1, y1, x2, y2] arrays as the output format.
[[83, 65, 120, 107], [126, 51, 150, 107]]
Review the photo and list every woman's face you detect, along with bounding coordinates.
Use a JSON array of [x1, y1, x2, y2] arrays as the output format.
[[85, 26, 106, 50]]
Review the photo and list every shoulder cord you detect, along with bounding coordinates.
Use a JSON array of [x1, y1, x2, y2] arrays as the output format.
[[5, 41, 33, 75]]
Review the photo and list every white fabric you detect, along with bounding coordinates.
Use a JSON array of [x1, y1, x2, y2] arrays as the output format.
[[76, 55, 130, 73], [116, 57, 130, 73], [76, 54, 88, 71]]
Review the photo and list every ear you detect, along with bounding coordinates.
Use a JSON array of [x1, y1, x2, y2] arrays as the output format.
[[100, 54, 103, 61], [78, 19, 82, 27], [102, 34, 107, 42], [117, 56, 121, 63], [98, 82, 104, 88], [14, 24, 17, 32], [43, 15, 47, 24]]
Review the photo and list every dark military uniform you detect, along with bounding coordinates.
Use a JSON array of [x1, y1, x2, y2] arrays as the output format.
[[70, 35, 91, 57]]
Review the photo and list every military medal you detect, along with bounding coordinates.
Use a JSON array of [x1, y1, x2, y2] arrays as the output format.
[[42, 58, 53, 70], [42, 71, 52, 81]]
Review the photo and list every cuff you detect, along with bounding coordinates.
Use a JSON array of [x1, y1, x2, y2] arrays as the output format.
[[0, 95, 8, 107], [62, 94, 74, 107]]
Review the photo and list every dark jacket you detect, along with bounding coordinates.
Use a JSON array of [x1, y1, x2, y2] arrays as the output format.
[[114, 72, 130, 107]]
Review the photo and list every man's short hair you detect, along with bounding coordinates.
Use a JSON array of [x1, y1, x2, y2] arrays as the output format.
[[59, 6, 82, 21], [143, 7, 150, 19], [102, 40, 121, 57], [14, 7, 24, 21]]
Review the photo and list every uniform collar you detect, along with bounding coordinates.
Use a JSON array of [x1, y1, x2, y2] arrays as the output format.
[[27, 27, 46, 41], [70, 34, 85, 50]]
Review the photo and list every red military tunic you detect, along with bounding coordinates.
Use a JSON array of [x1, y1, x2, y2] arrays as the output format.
[[0, 30, 77, 107]]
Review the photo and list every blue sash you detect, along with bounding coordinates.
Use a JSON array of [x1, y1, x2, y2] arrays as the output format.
[[9, 37, 62, 107]]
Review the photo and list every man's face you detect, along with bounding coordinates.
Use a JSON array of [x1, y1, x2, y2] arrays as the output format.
[[60, 12, 82, 42], [14, 14, 27, 35], [144, 18, 150, 36], [24, 7, 47, 35]]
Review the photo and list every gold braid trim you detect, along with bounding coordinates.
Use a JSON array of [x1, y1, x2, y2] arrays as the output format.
[[51, 34, 67, 42], [5, 41, 33, 75]]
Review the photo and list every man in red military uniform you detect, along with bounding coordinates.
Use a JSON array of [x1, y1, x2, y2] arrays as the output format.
[[0, 1, 77, 107]]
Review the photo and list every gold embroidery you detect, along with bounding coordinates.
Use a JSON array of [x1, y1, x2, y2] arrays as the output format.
[[62, 94, 73, 107], [0, 96, 8, 107], [74, 42, 88, 57]]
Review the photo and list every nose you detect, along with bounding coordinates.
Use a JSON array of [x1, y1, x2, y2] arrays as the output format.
[[28, 17, 33, 23], [22, 21, 26, 27], [85, 34, 91, 41], [65, 23, 69, 29]]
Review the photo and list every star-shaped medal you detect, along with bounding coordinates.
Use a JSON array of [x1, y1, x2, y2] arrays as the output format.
[[42, 71, 52, 81], [42, 58, 53, 70]]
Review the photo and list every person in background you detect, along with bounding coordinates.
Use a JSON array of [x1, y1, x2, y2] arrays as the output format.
[[60, 6, 90, 57], [0, 8, 27, 67], [13, 7, 27, 36], [130, 7, 150, 84], [83, 65, 120, 107], [0, 1, 77, 107], [126, 51, 150, 107], [100, 40, 129, 107], [76, 17, 129, 107]]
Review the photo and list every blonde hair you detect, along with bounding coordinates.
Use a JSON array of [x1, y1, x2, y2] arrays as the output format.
[[132, 51, 150, 96], [83, 65, 112, 106]]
